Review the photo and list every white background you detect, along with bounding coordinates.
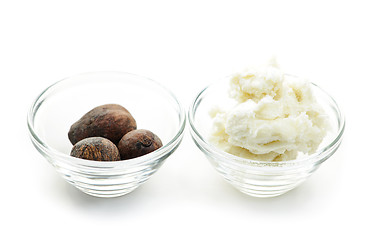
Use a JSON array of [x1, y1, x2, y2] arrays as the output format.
[[1, 0, 371, 239]]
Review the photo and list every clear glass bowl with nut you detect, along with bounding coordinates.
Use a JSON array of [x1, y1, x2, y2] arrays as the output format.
[[28, 72, 186, 198]]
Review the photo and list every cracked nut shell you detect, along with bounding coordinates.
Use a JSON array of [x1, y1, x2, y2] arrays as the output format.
[[118, 129, 163, 160], [68, 104, 137, 145], [70, 137, 121, 161]]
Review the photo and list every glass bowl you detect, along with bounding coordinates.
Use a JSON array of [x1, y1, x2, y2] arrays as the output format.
[[188, 77, 345, 198], [28, 72, 186, 198]]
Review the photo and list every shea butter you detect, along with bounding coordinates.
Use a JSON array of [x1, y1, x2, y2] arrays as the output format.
[[210, 59, 329, 161]]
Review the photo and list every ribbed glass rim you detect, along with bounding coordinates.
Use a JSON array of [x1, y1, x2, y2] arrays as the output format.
[[27, 71, 186, 167], [188, 78, 345, 167]]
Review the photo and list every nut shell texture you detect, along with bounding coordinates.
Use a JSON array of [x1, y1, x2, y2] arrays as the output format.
[[68, 104, 136, 145], [71, 137, 120, 161], [118, 129, 163, 160]]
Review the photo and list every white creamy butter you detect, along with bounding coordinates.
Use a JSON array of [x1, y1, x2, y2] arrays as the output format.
[[210, 60, 329, 161]]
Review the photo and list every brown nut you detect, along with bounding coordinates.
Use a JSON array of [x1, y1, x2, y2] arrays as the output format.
[[68, 104, 137, 145], [70, 137, 120, 161], [118, 129, 163, 160]]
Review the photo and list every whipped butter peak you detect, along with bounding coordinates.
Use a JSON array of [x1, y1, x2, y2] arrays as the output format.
[[210, 60, 329, 161]]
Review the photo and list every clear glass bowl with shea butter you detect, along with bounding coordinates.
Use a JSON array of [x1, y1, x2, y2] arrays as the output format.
[[189, 72, 345, 198]]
